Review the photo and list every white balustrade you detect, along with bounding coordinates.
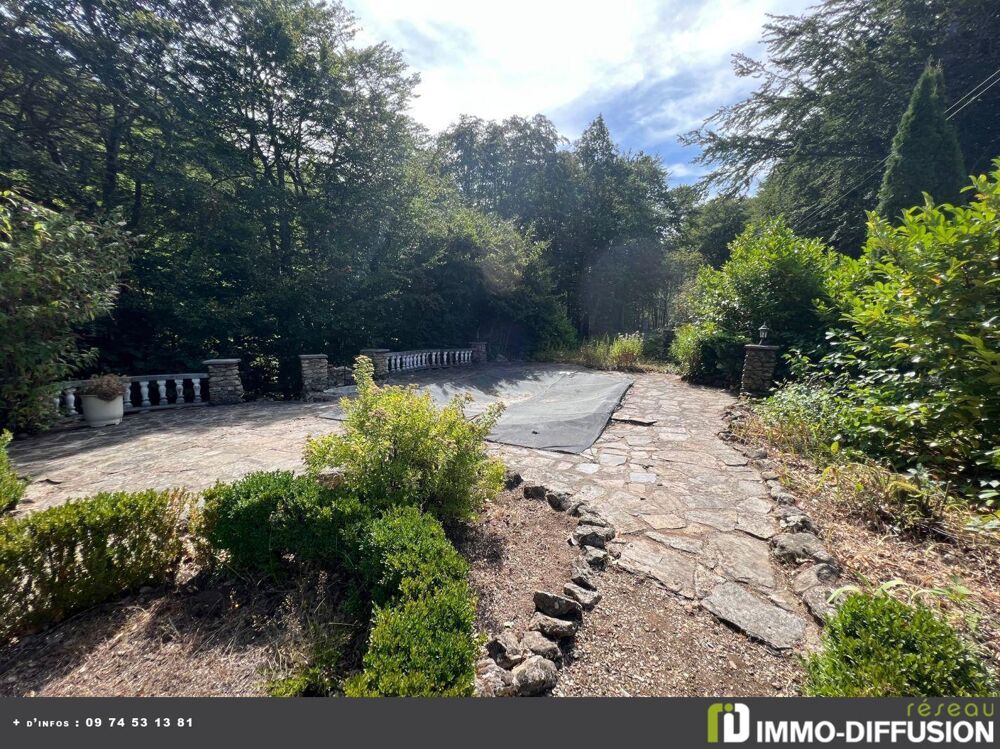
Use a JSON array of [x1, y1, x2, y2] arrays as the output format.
[[380, 348, 476, 375], [54, 372, 209, 421], [52, 382, 84, 419]]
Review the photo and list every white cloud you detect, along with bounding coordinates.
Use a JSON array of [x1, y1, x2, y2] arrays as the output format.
[[347, 0, 812, 147], [665, 161, 710, 179]]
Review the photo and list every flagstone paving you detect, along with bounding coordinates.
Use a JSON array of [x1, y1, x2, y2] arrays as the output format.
[[7, 372, 816, 651], [497, 374, 816, 649]]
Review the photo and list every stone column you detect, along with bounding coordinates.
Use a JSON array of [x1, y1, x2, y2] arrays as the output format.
[[470, 341, 488, 364], [299, 354, 329, 401], [740, 345, 779, 397], [359, 348, 390, 379], [203, 359, 244, 405]]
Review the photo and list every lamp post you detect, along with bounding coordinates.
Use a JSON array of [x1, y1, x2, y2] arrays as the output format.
[[741, 323, 778, 397]]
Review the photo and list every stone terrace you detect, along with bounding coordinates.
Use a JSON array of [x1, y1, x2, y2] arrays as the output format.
[[8, 372, 816, 651]]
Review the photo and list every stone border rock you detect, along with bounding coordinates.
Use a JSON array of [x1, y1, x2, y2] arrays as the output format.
[[474, 471, 611, 697], [720, 405, 843, 625]]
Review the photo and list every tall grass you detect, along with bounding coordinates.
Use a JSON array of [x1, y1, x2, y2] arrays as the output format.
[[732, 396, 982, 543], [537, 332, 654, 372]]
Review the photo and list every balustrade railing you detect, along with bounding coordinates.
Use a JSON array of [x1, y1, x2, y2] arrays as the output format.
[[55, 373, 209, 419], [385, 348, 474, 375]]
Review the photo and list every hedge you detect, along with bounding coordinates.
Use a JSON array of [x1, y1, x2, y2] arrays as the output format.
[[358, 505, 469, 606], [670, 323, 747, 388], [0, 431, 24, 514], [198, 471, 369, 573], [344, 580, 478, 697], [0, 489, 186, 640], [804, 593, 994, 696], [345, 507, 478, 696]]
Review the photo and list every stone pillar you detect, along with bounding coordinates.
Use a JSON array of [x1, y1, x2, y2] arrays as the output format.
[[299, 354, 329, 401], [203, 359, 244, 405], [740, 345, 779, 397], [359, 348, 390, 379], [470, 341, 488, 364]]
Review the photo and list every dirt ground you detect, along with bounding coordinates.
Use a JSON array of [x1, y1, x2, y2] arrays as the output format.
[[463, 488, 803, 696], [557, 568, 802, 697], [763, 446, 1000, 673], [458, 488, 581, 634], [0, 570, 359, 697]]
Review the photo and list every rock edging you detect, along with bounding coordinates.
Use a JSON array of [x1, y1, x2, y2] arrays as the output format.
[[721, 406, 843, 625], [474, 473, 612, 697]]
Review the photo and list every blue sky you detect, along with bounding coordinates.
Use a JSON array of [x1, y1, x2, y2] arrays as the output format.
[[347, 0, 814, 185]]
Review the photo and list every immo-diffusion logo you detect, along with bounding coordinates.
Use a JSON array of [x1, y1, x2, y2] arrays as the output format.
[[705, 700, 995, 745], [707, 702, 751, 743]]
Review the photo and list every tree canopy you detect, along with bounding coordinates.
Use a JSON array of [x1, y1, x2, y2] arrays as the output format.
[[687, 0, 1000, 250], [0, 0, 591, 397]]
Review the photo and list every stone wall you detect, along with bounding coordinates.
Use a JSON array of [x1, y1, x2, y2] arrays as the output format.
[[328, 364, 354, 387], [202, 359, 244, 405], [359, 348, 390, 379], [740, 345, 779, 397], [470, 341, 488, 364], [299, 354, 329, 401]]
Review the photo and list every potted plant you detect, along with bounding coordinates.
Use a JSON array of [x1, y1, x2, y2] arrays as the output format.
[[79, 375, 130, 428]]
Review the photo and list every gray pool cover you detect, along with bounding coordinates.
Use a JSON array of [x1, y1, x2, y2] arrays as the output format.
[[319, 363, 633, 453]]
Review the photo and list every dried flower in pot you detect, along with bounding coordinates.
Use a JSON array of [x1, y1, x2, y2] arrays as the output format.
[[78, 375, 130, 427]]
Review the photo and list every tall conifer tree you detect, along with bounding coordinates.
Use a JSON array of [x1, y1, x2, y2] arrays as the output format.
[[876, 63, 966, 218]]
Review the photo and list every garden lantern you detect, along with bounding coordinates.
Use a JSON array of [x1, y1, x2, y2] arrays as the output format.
[[758, 322, 770, 343]]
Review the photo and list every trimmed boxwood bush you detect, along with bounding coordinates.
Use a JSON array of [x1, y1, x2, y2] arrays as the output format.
[[359, 506, 469, 606], [344, 506, 478, 697], [804, 593, 994, 696], [304, 356, 505, 522], [198, 471, 368, 573], [0, 431, 24, 514], [343, 580, 478, 697], [0, 489, 185, 640]]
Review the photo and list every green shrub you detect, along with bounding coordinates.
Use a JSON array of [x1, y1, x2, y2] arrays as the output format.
[[810, 163, 1000, 501], [0, 489, 185, 640], [607, 332, 644, 370], [641, 327, 675, 361], [752, 377, 852, 460], [0, 190, 128, 433], [0, 431, 24, 513], [670, 322, 747, 387], [199, 471, 368, 573], [345, 506, 477, 697], [304, 357, 505, 523], [359, 506, 468, 606], [804, 593, 994, 696], [343, 580, 478, 697], [679, 218, 837, 351]]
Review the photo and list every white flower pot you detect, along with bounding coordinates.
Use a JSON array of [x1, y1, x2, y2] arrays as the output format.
[[81, 394, 124, 428]]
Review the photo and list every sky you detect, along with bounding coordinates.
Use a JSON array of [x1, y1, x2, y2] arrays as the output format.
[[347, 0, 814, 185]]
